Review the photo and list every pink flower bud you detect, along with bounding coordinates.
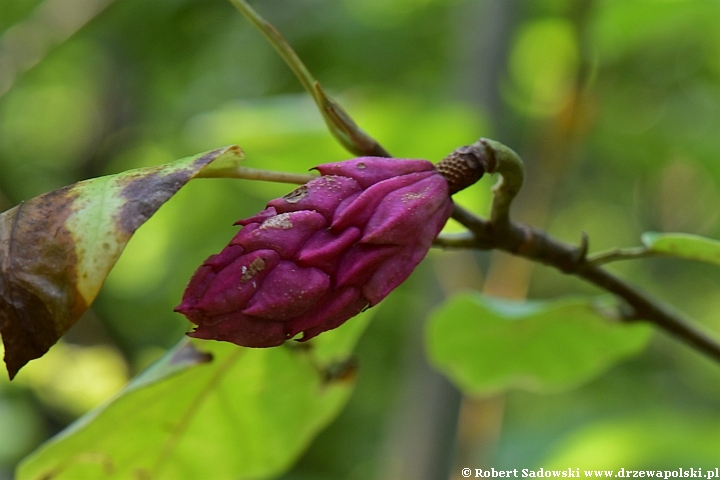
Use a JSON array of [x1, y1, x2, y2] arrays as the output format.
[[176, 157, 460, 347]]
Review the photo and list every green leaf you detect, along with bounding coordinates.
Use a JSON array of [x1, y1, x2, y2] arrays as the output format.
[[16, 309, 371, 480], [641, 232, 720, 266], [426, 294, 652, 395], [0, 146, 243, 378]]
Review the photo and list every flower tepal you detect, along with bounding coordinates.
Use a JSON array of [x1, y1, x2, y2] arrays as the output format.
[[176, 154, 484, 348]]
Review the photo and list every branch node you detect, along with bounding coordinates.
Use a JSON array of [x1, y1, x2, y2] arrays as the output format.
[[574, 231, 589, 264]]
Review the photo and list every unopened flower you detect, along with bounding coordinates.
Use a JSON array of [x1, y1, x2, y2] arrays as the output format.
[[176, 153, 485, 347]]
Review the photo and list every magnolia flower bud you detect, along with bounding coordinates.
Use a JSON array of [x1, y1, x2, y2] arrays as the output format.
[[176, 154, 482, 347]]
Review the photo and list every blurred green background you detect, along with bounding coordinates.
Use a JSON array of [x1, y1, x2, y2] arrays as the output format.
[[2, 0, 720, 478]]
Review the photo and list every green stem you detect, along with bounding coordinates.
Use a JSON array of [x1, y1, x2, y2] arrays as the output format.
[[196, 165, 316, 185], [433, 232, 478, 249], [481, 138, 524, 226], [586, 246, 657, 265]]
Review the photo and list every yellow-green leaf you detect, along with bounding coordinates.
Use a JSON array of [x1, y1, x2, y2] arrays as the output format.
[[641, 232, 720, 266], [17, 309, 369, 480]]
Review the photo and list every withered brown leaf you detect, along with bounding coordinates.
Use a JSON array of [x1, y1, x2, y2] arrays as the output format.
[[0, 146, 243, 378]]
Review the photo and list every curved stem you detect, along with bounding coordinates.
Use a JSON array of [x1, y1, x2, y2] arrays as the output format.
[[481, 138, 524, 226], [228, 0, 390, 158]]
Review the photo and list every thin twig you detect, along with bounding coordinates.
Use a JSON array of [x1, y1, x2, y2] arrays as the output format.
[[586, 246, 657, 265], [433, 231, 477, 249], [443, 209, 720, 364], [228, 0, 315, 96]]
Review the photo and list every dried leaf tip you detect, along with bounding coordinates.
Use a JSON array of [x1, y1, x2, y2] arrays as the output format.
[[435, 141, 491, 195]]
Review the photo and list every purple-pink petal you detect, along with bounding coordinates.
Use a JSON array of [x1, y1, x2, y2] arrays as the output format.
[[335, 244, 401, 289], [179, 249, 280, 317], [331, 171, 435, 230], [361, 175, 449, 245], [316, 157, 435, 188], [285, 286, 367, 340], [232, 211, 326, 259], [294, 288, 369, 342], [296, 226, 362, 272], [268, 175, 361, 221], [363, 200, 453, 304], [242, 261, 330, 321], [189, 311, 286, 347], [234, 207, 277, 226]]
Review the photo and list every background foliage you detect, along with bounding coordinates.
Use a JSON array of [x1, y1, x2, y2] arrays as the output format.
[[2, 0, 720, 478]]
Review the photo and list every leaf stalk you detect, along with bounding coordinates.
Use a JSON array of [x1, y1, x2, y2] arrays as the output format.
[[196, 165, 316, 185]]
